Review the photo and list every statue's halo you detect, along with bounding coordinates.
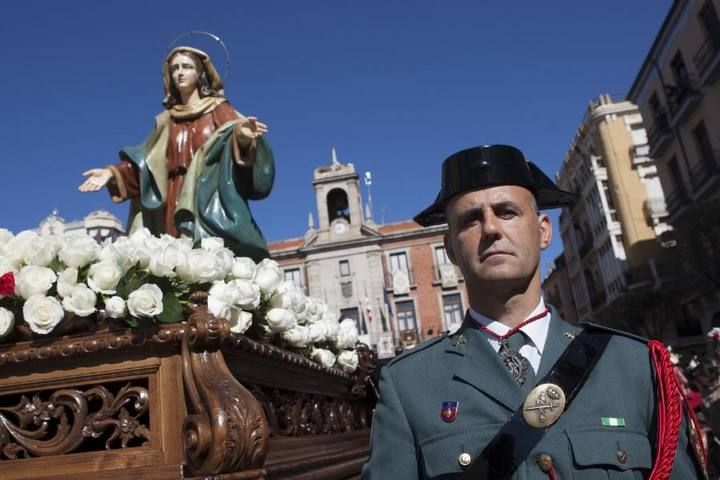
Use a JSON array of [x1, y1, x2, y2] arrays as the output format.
[[167, 31, 231, 80]]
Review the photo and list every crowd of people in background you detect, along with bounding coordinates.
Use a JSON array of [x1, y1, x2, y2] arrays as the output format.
[[673, 327, 720, 477]]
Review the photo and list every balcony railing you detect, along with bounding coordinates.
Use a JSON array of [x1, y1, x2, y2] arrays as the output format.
[[589, 290, 607, 309], [690, 150, 720, 191], [665, 188, 689, 215], [666, 76, 702, 123], [384, 268, 416, 293], [578, 235, 593, 259], [647, 111, 673, 157], [693, 32, 720, 81], [643, 197, 668, 224]]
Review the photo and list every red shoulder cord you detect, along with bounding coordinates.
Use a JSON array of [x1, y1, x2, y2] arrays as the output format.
[[647, 340, 708, 480], [474, 308, 550, 340]]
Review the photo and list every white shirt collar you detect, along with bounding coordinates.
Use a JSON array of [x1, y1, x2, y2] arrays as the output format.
[[468, 299, 550, 354]]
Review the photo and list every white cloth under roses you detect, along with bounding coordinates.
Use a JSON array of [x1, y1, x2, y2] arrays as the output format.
[[15, 266, 57, 300], [56, 267, 79, 298], [336, 350, 359, 373], [105, 296, 127, 319], [0, 307, 15, 339], [87, 260, 123, 295], [334, 318, 360, 349], [127, 284, 164, 318], [58, 233, 99, 268], [62, 284, 97, 317], [312, 348, 337, 369], [23, 294, 64, 334]]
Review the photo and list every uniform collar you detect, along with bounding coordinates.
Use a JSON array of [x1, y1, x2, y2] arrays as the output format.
[[468, 299, 550, 353]]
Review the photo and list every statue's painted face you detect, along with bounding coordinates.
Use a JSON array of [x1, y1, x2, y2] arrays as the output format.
[[169, 53, 200, 93]]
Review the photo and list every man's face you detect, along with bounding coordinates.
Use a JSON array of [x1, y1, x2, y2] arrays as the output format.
[[443, 185, 551, 291]]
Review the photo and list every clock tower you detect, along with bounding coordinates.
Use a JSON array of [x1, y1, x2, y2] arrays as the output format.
[[310, 148, 369, 243]]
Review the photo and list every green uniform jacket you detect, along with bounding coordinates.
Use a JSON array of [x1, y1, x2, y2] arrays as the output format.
[[362, 310, 703, 479]]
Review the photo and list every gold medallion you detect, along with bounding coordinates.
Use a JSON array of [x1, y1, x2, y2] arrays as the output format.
[[522, 383, 566, 428]]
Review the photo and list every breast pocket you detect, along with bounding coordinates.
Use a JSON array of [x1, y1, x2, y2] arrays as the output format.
[[418, 425, 500, 479], [566, 429, 652, 480]]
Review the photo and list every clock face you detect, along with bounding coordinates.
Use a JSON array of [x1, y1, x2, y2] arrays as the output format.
[[334, 222, 348, 235]]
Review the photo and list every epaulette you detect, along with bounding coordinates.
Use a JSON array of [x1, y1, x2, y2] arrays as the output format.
[[580, 322, 650, 344], [386, 331, 451, 367]]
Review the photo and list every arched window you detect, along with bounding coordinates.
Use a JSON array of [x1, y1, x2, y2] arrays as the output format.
[[327, 188, 350, 223]]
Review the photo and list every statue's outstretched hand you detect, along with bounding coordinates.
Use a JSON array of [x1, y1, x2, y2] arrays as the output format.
[[79, 168, 113, 192], [237, 116, 269, 141]]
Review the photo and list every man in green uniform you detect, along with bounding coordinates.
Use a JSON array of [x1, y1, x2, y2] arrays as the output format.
[[362, 145, 705, 479]]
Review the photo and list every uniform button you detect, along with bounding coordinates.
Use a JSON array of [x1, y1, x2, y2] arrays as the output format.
[[536, 453, 554, 473], [458, 452, 472, 467], [617, 449, 628, 464]]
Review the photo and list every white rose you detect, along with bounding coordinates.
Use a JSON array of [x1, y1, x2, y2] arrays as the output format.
[[254, 258, 283, 294], [207, 281, 239, 320], [105, 296, 127, 319], [0, 257, 18, 275], [176, 250, 223, 284], [323, 313, 340, 340], [149, 243, 187, 278], [22, 235, 58, 267], [208, 297, 231, 320], [99, 237, 136, 273], [334, 318, 359, 349], [270, 291, 293, 310], [127, 284, 164, 318], [231, 257, 256, 280], [56, 267, 78, 298], [312, 348, 337, 369], [305, 298, 322, 323], [283, 325, 311, 348], [87, 260, 123, 295], [16, 266, 57, 300], [5, 231, 37, 268], [212, 248, 235, 279], [336, 350, 359, 373], [0, 307, 15, 339], [308, 321, 329, 343], [266, 308, 296, 333], [23, 295, 64, 334], [58, 234, 99, 268], [229, 308, 253, 334], [62, 284, 97, 317], [0, 228, 13, 247], [228, 279, 261, 310], [201, 237, 225, 251]]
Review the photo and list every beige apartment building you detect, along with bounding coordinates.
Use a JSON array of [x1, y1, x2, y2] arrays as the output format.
[[552, 95, 670, 329], [627, 0, 720, 344], [268, 152, 467, 359]]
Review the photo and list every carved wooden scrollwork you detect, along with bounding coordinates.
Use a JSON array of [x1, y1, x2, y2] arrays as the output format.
[[181, 298, 269, 477], [247, 385, 371, 437], [0, 382, 150, 460]]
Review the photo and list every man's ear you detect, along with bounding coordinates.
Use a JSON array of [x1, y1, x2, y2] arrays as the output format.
[[538, 213, 552, 250], [444, 233, 457, 265]]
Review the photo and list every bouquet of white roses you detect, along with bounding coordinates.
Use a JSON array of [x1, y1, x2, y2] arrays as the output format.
[[0, 228, 359, 373]]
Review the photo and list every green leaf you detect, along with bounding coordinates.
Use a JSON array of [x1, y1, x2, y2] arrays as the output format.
[[116, 269, 144, 298], [155, 293, 184, 324]]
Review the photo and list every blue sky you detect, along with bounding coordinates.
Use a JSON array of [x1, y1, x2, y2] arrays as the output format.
[[1, 0, 669, 273]]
